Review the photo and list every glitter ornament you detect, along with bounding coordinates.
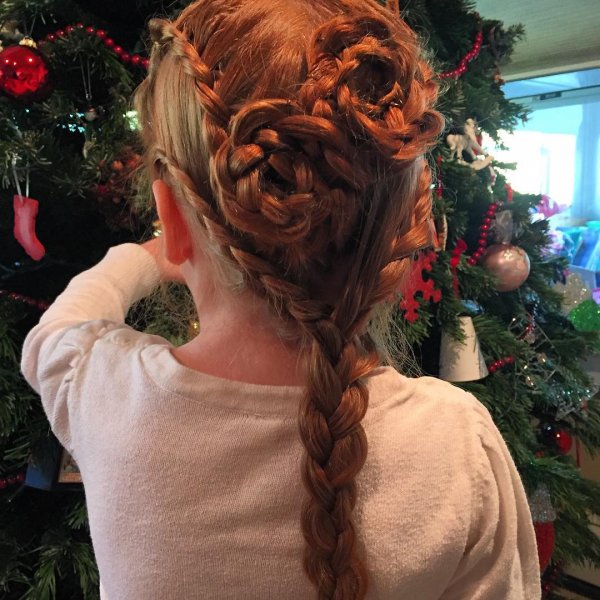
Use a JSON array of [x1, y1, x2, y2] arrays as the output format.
[[0, 44, 51, 100], [554, 273, 591, 314], [481, 244, 530, 292], [534, 522, 555, 572], [528, 483, 556, 571], [529, 483, 556, 522], [569, 299, 600, 331]]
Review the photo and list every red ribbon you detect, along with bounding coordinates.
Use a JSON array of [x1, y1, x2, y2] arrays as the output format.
[[504, 183, 513, 203], [450, 239, 467, 297]]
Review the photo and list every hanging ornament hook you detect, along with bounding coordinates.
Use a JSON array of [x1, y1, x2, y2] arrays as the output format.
[[80, 55, 98, 122], [10, 154, 23, 202], [25, 161, 30, 199], [10, 156, 45, 261]]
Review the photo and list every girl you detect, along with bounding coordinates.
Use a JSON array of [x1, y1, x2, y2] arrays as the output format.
[[21, 0, 541, 598]]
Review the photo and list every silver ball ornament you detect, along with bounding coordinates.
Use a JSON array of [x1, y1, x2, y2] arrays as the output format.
[[481, 243, 530, 292], [84, 107, 98, 122]]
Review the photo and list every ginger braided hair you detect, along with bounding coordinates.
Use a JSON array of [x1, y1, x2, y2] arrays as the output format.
[[135, 1, 443, 597]]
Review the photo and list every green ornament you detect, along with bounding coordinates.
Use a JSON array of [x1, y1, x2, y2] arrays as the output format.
[[569, 299, 600, 331]]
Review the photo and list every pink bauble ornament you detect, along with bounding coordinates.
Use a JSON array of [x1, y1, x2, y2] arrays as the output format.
[[481, 243, 530, 292]]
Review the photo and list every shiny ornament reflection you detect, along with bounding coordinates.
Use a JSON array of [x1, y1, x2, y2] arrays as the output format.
[[0, 44, 51, 100], [481, 243, 530, 292]]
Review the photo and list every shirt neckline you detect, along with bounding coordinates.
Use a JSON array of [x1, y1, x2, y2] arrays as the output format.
[[140, 341, 399, 419]]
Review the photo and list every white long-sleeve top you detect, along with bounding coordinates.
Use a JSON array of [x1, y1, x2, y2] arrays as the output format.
[[21, 243, 541, 600]]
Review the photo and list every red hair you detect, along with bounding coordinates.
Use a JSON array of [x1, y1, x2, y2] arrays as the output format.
[[135, 1, 443, 597]]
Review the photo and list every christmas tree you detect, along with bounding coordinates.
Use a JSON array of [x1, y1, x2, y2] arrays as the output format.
[[0, 1, 599, 598]]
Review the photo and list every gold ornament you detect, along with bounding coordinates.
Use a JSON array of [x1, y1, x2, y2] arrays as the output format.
[[18, 36, 37, 48]]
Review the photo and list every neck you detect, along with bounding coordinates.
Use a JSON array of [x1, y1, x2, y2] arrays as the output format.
[[172, 260, 305, 386]]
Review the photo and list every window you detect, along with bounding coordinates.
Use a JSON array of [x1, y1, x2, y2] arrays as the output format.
[[490, 68, 600, 225]]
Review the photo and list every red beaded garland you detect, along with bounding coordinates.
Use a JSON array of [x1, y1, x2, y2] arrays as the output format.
[[0, 471, 25, 490], [0, 289, 50, 310], [41, 25, 148, 71], [487, 355, 515, 373], [440, 29, 483, 80], [468, 201, 500, 265]]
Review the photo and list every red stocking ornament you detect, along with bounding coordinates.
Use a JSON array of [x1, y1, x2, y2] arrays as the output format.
[[13, 195, 45, 261], [534, 522, 555, 572]]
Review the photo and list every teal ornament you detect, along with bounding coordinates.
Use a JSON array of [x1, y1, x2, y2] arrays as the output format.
[[569, 299, 600, 331]]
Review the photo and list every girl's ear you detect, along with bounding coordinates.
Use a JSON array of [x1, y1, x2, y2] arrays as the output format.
[[152, 179, 194, 265]]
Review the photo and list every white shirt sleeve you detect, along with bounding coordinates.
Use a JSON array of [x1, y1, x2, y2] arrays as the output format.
[[20, 244, 160, 453], [442, 399, 541, 599]]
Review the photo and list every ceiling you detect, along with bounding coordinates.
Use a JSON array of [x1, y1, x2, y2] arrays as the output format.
[[474, 0, 600, 80]]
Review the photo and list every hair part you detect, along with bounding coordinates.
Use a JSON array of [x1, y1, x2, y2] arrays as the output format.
[[135, 1, 443, 597]]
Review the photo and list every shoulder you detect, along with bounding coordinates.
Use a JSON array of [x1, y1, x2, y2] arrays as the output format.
[[30, 319, 171, 385], [362, 368, 498, 497], [76, 321, 170, 371], [366, 367, 491, 433], [61, 319, 166, 358], [357, 369, 529, 593]]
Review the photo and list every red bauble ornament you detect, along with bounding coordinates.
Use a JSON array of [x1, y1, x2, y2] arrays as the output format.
[[534, 522, 555, 572], [0, 45, 51, 100], [554, 429, 573, 454]]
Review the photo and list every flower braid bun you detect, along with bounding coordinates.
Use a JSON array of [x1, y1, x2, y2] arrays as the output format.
[[135, 1, 443, 598]]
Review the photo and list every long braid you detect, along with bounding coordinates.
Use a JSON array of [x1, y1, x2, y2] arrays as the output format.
[[135, 2, 444, 598]]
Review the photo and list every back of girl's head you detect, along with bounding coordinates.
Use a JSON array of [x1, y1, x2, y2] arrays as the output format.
[[135, 1, 443, 597]]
